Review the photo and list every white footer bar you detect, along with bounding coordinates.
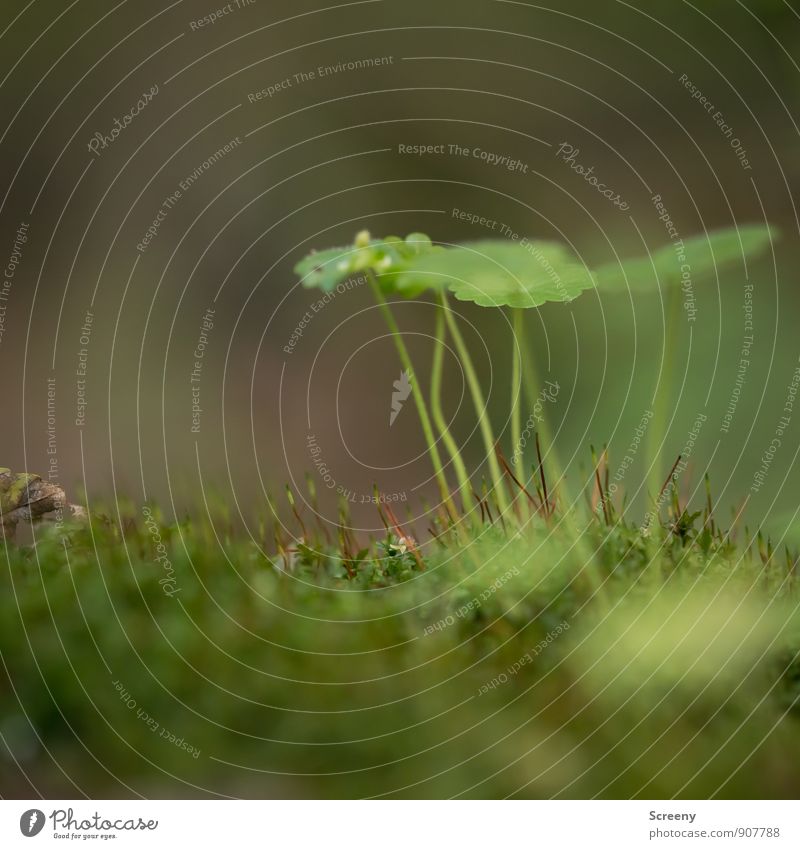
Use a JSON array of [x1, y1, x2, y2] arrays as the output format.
[[1, 800, 796, 848]]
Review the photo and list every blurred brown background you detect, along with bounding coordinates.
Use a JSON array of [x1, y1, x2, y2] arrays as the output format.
[[1, 0, 798, 539]]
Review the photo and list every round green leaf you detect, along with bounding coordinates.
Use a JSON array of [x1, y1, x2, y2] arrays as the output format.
[[293, 244, 360, 292], [395, 240, 595, 308], [593, 225, 778, 293]]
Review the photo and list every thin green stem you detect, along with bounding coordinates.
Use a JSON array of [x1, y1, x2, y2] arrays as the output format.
[[431, 305, 474, 513], [367, 272, 456, 518], [519, 326, 559, 491], [646, 282, 682, 504], [441, 293, 511, 517], [511, 308, 525, 487]]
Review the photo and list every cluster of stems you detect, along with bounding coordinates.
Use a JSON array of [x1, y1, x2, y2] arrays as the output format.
[[368, 272, 610, 607], [368, 272, 545, 523]]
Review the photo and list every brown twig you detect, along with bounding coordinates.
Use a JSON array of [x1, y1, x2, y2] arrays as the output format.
[[656, 454, 683, 510], [483, 489, 494, 525], [495, 443, 541, 512], [591, 446, 609, 526], [472, 490, 487, 525], [285, 486, 308, 540], [535, 433, 551, 517]]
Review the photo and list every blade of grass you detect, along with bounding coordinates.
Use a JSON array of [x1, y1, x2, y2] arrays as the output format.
[[495, 443, 541, 512]]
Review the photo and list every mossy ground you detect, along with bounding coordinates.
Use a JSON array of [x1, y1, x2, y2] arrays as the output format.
[[1, 490, 799, 798]]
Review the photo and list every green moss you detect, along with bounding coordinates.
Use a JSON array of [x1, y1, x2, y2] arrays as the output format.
[[1, 493, 798, 798], [0, 471, 37, 514]]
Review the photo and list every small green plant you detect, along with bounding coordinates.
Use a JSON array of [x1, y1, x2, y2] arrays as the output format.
[[295, 232, 457, 515], [395, 239, 594, 517], [295, 232, 594, 521], [295, 224, 778, 532]]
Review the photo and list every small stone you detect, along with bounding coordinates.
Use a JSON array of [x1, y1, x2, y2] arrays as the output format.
[[0, 468, 79, 542]]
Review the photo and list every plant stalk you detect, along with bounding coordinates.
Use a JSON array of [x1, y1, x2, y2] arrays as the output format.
[[366, 272, 457, 519], [441, 293, 511, 517], [431, 306, 474, 513], [511, 308, 526, 487], [519, 321, 562, 499]]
